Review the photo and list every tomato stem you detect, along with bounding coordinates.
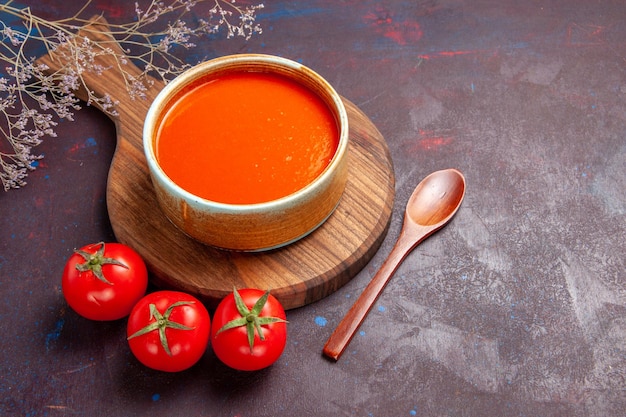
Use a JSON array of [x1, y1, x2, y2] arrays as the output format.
[[74, 242, 128, 285], [127, 300, 196, 356], [215, 288, 287, 353]]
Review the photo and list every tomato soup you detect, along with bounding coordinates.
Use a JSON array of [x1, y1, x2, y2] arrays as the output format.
[[156, 71, 339, 204]]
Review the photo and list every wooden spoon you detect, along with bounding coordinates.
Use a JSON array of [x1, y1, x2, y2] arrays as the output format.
[[323, 168, 466, 361]]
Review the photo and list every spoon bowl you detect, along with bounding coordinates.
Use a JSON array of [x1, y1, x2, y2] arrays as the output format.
[[323, 168, 466, 361], [406, 168, 466, 228]]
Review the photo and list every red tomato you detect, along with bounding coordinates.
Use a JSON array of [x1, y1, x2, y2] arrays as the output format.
[[211, 288, 287, 371], [62, 242, 148, 321], [127, 291, 211, 372]]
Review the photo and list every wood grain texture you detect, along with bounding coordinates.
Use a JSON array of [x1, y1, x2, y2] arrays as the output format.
[[37, 16, 395, 310]]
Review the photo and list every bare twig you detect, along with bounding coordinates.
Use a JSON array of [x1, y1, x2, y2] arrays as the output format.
[[0, 0, 263, 190]]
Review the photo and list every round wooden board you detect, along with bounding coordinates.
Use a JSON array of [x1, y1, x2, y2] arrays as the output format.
[[36, 16, 395, 310], [108, 98, 394, 310]]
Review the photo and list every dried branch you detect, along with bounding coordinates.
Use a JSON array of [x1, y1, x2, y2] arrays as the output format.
[[0, 0, 264, 191]]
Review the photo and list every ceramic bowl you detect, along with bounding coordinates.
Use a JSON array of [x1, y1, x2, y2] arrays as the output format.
[[143, 54, 349, 251]]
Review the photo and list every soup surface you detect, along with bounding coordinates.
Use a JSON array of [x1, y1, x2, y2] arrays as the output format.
[[156, 71, 339, 204]]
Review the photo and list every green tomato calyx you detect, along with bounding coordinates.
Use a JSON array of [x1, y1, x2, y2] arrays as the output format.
[[215, 288, 287, 353], [127, 301, 196, 356], [74, 242, 128, 285]]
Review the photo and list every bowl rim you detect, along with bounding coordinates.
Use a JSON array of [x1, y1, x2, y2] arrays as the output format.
[[143, 53, 349, 214]]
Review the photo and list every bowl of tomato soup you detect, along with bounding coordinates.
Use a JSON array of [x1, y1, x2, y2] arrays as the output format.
[[143, 54, 349, 251]]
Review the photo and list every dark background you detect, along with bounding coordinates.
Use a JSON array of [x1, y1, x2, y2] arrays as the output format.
[[1, 1, 625, 416]]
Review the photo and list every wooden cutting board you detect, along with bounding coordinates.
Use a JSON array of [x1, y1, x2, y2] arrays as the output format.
[[38, 17, 395, 310]]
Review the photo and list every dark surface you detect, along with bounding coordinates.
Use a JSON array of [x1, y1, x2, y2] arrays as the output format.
[[1, 1, 625, 416]]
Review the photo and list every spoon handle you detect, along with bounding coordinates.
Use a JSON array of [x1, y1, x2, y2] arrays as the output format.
[[323, 226, 423, 361]]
